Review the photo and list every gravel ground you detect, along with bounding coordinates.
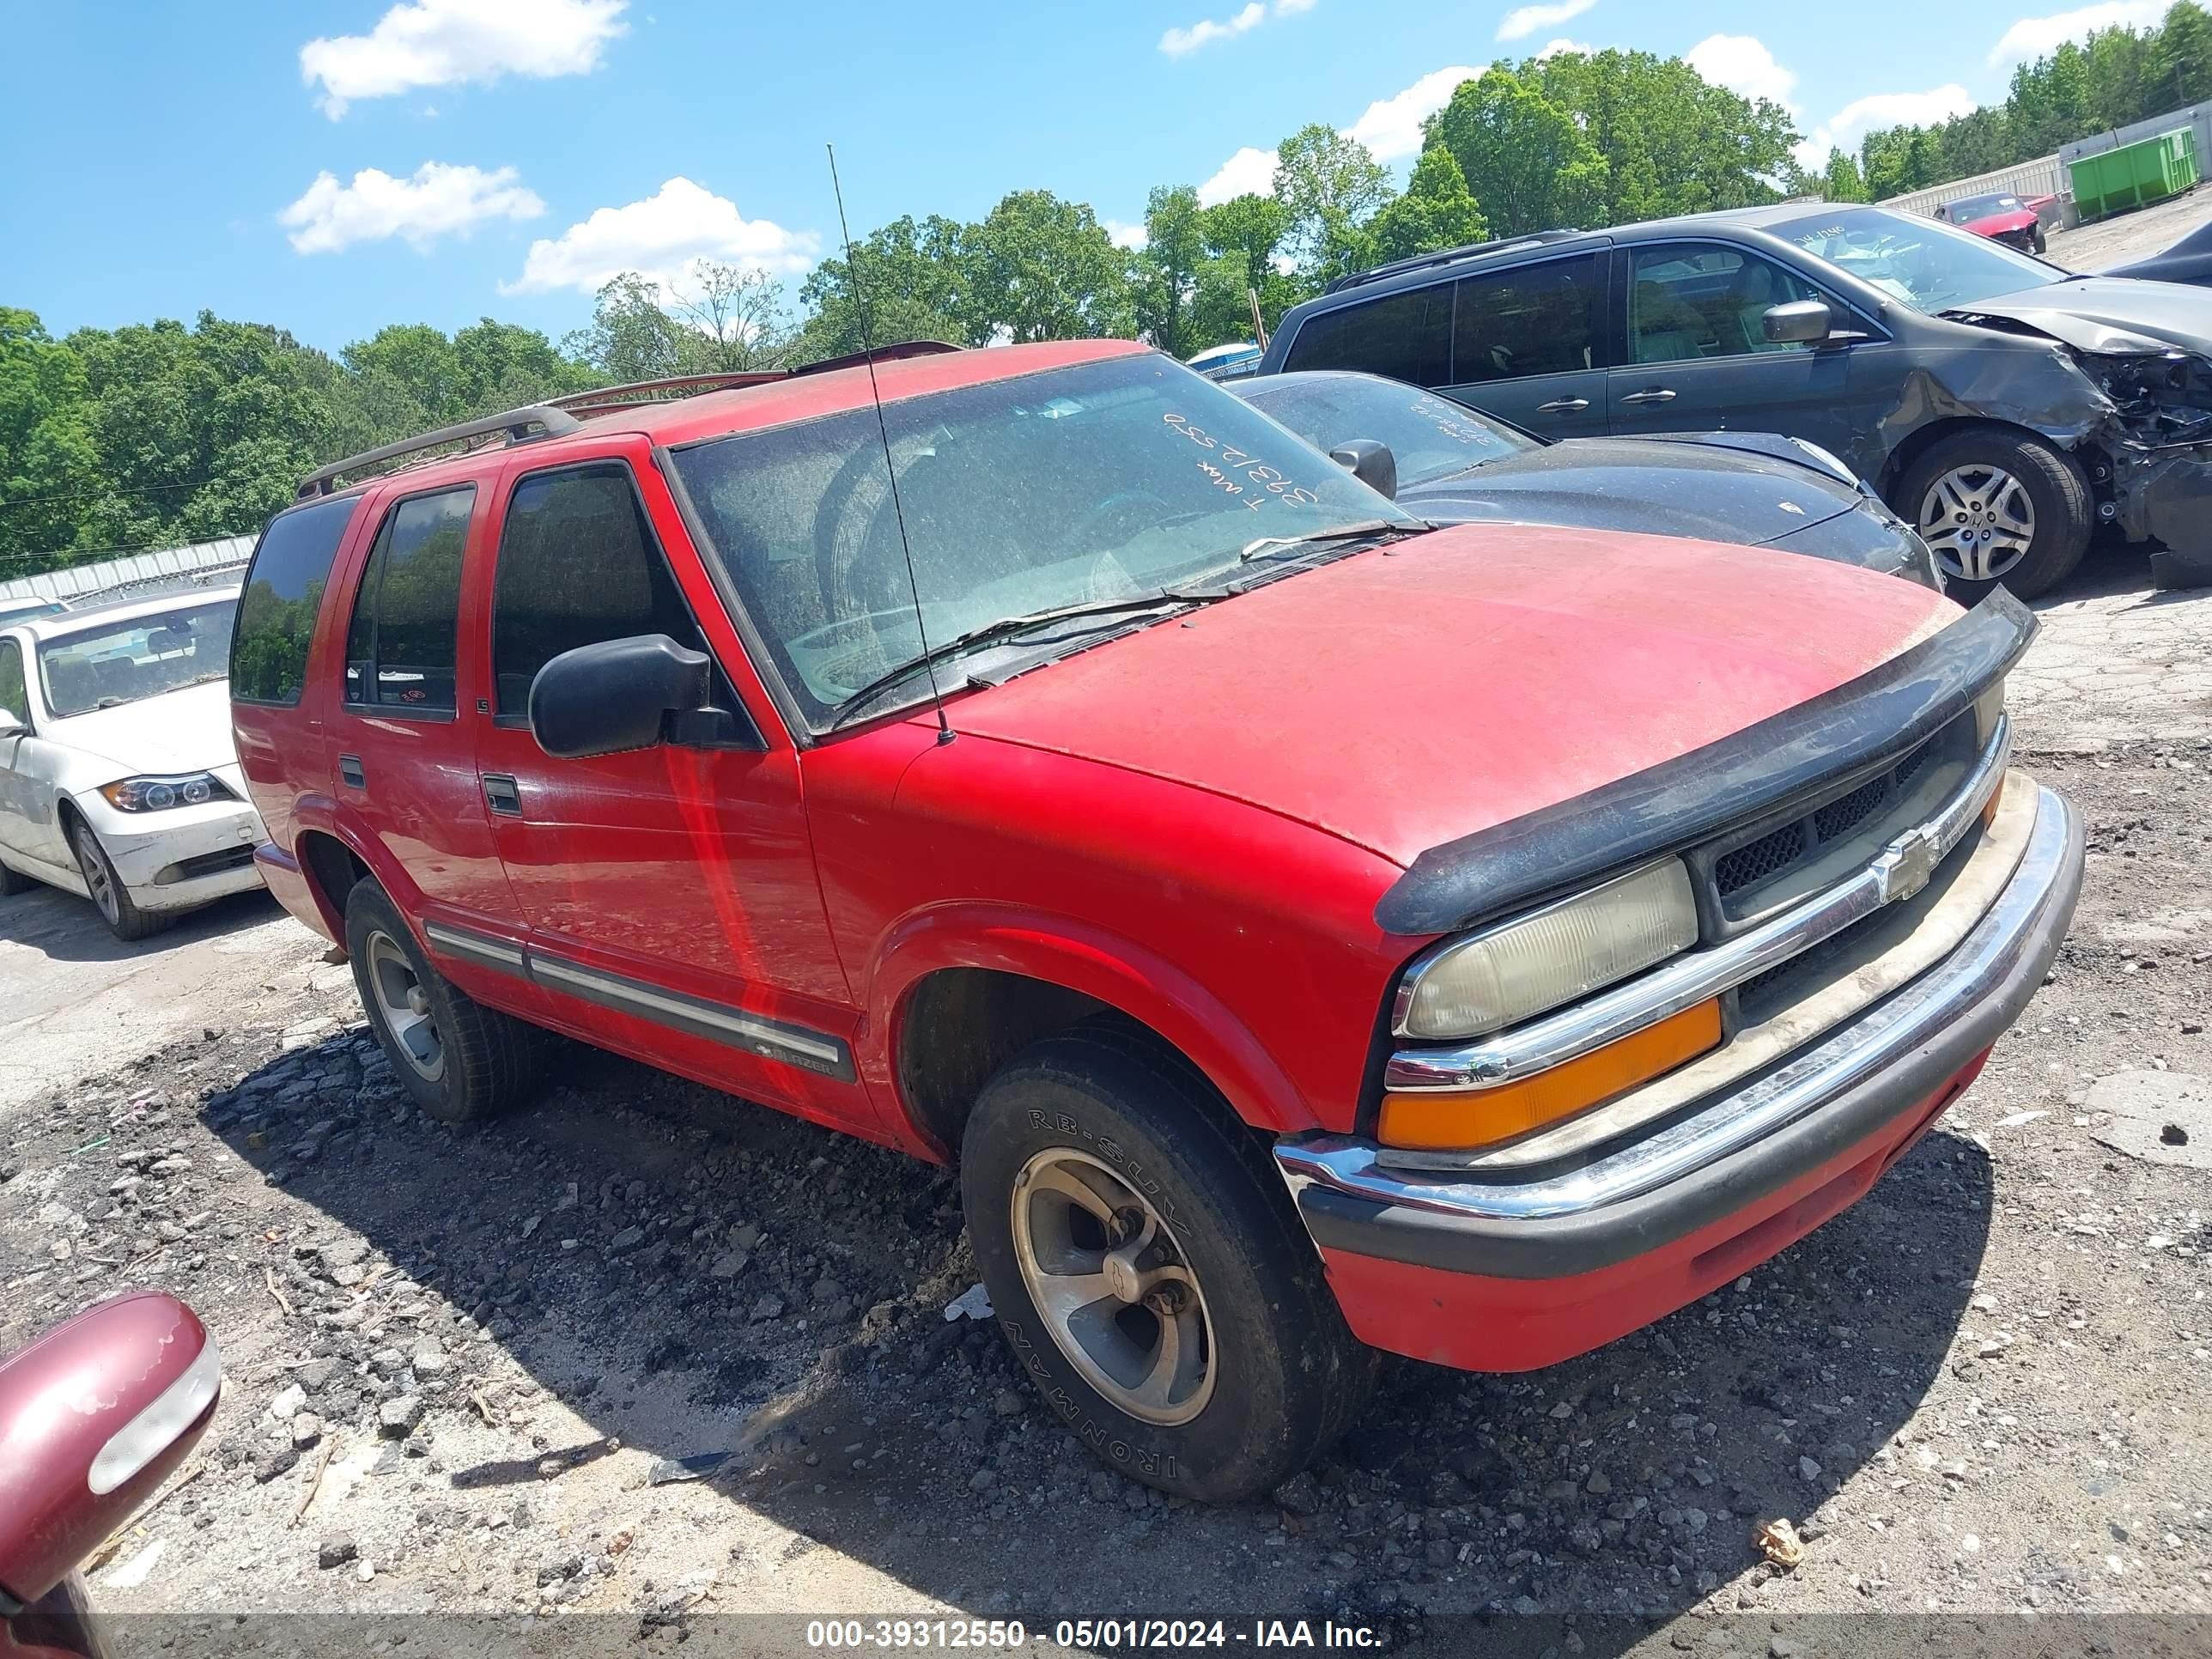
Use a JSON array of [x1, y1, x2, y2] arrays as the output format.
[[3, 570, 2209, 1656], [2049, 185, 2212, 273]]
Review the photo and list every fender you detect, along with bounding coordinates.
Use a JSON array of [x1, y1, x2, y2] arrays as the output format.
[[284, 793, 427, 945], [865, 900, 1320, 1145]]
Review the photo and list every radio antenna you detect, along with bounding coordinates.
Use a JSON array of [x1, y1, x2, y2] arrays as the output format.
[[827, 143, 952, 745]]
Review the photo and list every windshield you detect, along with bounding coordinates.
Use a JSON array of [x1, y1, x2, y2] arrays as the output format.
[[668, 352, 1412, 730], [39, 599, 237, 717], [1949, 194, 2023, 218], [1777, 206, 2060, 312], [1243, 376, 1535, 486]]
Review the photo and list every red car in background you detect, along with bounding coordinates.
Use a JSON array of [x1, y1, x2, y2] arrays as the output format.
[[1935, 191, 2054, 254]]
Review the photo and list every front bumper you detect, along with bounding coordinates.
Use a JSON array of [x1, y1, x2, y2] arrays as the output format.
[[74, 791, 269, 913], [1274, 782, 2082, 1370]]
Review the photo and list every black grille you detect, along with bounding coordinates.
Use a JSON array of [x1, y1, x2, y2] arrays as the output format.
[[1705, 711, 1976, 918], [1813, 773, 1887, 843], [159, 845, 257, 884], [1738, 904, 1891, 1011], [1716, 824, 1806, 896]]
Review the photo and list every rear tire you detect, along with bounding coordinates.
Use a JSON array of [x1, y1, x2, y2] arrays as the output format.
[[1894, 427, 2091, 601], [70, 820, 169, 941], [960, 1024, 1375, 1502], [344, 879, 542, 1124]]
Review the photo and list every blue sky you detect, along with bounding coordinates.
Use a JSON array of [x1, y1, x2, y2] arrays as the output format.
[[0, 0, 2169, 354]]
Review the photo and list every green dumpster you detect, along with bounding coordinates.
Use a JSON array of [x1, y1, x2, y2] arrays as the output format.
[[2069, 126, 2200, 221]]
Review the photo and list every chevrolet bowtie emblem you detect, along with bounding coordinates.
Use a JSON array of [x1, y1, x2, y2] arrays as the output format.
[[1878, 826, 1938, 903]]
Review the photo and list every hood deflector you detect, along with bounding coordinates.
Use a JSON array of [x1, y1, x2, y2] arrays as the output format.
[[1373, 591, 2037, 938]]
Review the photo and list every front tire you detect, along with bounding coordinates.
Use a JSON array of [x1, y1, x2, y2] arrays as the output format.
[[1895, 427, 2091, 600], [344, 880, 542, 1124], [70, 820, 168, 941], [961, 1026, 1374, 1502]]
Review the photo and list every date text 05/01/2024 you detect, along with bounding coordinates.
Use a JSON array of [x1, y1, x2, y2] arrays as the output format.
[[802, 1619, 1385, 1649]]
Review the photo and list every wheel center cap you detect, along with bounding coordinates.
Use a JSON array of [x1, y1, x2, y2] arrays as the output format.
[[1104, 1253, 1142, 1304]]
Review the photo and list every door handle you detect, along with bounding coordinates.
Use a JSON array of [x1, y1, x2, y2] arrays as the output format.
[[337, 754, 366, 790], [1620, 387, 1678, 405], [1534, 397, 1590, 414], [483, 774, 521, 817]]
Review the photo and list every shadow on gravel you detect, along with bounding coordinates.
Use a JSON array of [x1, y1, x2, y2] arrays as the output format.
[[199, 1025, 1990, 1644], [0, 882, 277, 962]]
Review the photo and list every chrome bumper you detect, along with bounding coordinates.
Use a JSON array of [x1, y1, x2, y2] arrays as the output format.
[[1278, 782, 2081, 1230]]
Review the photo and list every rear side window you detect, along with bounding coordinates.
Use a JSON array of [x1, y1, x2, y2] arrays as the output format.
[[230, 495, 359, 706], [491, 465, 712, 717], [1449, 253, 1604, 384], [1281, 285, 1453, 386], [0, 638, 27, 724], [343, 486, 473, 715]]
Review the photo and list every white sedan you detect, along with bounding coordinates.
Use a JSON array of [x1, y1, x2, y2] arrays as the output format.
[[0, 586, 268, 939]]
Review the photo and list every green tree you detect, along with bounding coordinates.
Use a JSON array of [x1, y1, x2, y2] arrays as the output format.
[[564, 274, 696, 385], [1131, 185, 1205, 356], [0, 309, 101, 564], [1820, 149, 1868, 203], [1429, 67, 1607, 238], [962, 190, 1134, 343], [1188, 194, 1297, 349], [668, 263, 799, 372], [1365, 146, 1489, 264], [797, 213, 972, 356], [1272, 123, 1393, 272]]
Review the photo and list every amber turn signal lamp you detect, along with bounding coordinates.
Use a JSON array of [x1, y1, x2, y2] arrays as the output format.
[[1379, 998, 1723, 1152]]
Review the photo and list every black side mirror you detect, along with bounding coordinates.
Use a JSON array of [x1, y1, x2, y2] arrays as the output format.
[[1328, 439, 1398, 501], [1763, 299, 1835, 345], [528, 635, 756, 759]]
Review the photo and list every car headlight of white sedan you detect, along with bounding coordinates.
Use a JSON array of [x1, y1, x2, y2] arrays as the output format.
[[97, 772, 236, 813]]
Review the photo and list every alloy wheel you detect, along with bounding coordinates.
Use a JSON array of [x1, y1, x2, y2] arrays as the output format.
[[366, 928, 444, 1082], [1918, 463, 2036, 583], [1010, 1147, 1217, 1425], [73, 827, 118, 926]]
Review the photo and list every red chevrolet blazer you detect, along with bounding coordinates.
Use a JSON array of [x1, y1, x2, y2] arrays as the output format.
[[229, 338, 2083, 1502]]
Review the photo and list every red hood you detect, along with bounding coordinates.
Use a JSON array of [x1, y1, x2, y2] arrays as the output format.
[[942, 523, 1954, 868], [1964, 208, 2039, 235]]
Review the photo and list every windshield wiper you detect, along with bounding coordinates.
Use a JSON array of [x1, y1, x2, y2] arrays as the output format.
[[829, 591, 1213, 729], [1238, 518, 1407, 563]]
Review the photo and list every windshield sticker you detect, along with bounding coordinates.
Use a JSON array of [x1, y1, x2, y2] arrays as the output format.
[[1161, 413, 1323, 513]]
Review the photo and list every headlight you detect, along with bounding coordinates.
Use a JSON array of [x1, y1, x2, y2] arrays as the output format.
[[1395, 860, 1699, 1039], [98, 772, 232, 813]]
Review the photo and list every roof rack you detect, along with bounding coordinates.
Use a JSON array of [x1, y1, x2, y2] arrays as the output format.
[[295, 405, 580, 499], [292, 343, 970, 498], [547, 342, 966, 419], [1323, 229, 1586, 295]]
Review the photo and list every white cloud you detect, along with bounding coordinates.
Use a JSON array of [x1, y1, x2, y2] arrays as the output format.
[[1161, 2, 1265, 55], [1198, 145, 1282, 207], [1534, 36, 1591, 59], [1685, 33, 1797, 106], [301, 0, 627, 118], [1105, 219, 1150, 251], [279, 161, 543, 254], [1793, 83, 1979, 168], [1160, 0, 1314, 56], [1344, 64, 1480, 161], [1989, 0, 2168, 66], [1497, 0, 1595, 43], [502, 176, 817, 298]]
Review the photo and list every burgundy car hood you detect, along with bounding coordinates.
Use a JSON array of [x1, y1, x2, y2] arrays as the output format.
[[1962, 209, 2039, 237], [945, 523, 1954, 869]]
